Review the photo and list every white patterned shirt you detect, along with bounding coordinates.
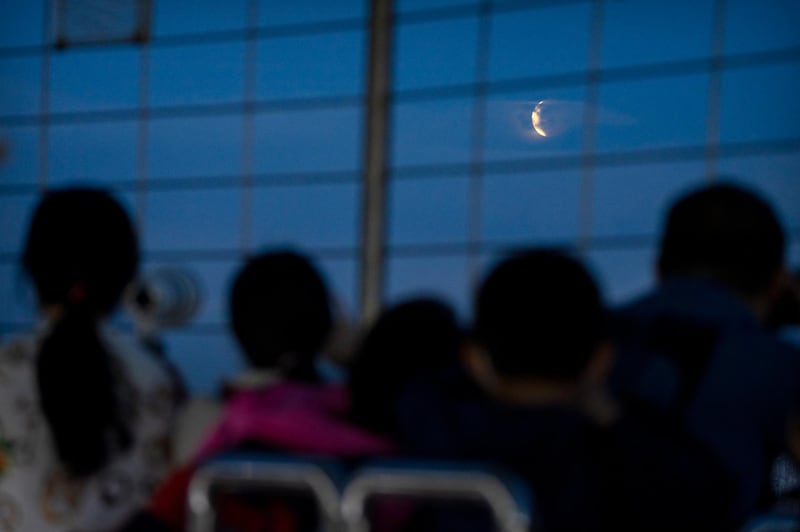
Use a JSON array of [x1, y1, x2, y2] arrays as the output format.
[[0, 324, 178, 532]]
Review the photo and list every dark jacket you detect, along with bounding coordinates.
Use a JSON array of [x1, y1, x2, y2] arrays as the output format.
[[610, 276, 800, 521], [397, 365, 735, 532]]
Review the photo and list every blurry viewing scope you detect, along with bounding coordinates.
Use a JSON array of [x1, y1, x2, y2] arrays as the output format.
[[125, 267, 201, 329]]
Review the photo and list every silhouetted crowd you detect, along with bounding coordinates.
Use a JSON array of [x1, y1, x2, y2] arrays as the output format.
[[0, 181, 798, 531]]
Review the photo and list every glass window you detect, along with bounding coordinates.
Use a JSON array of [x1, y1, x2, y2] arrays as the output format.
[[389, 175, 470, 246], [483, 86, 586, 162], [48, 121, 138, 184], [717, 154, 800, 232], [0, 192, 38, 255], [148, 115, 242, 179], [0, 56, 41, 116], [488, 3, 591, 81], [392, 97, 473, 166], [163, 331, 243, 394], [251, 182, 360, 249], [150, 43, 245, 107], [481, 169, 582, 244], [396, 0, 476, 15], [254, 106, 362, 173], [50, 48, 140, 112], [719, 64, 800, 144], [257, 31, 365, 100], [143, 188, 240, 251], [596, 73, 709, 152], [260, 1, 366, 27], [789, 240, 800, 268], [319, 256, 359, 319], [591, 162, 705, 238], [724, 0, 800, 55], [584, 246, 657, 305], [394, 16, 478, 90], [153, 0, 247, 37], [0, 1, 43, 48], [0, 126, 39, 185], [385, 254, 470, 314], [602, 0, 714, 68]]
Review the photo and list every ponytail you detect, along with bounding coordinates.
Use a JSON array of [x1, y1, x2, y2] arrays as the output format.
[[36, 302, 133, 477]]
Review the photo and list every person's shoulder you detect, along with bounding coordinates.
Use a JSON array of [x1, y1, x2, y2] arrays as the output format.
[[0, 333, 37, 368], [0, 332, 39, 394]]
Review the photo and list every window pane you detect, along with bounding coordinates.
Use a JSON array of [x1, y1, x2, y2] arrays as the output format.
[[389, 176, 469, 246], [252, 183, 360, 248], [591, 162, 705, 238], [602, 0, 714, 68], [143, 189, 240, 251], [153, 0, 247, 37], [48, 121, 138, 184], [257, 31, 365, 100], [50, 48, 140, 112], [717, 154, 800, 232], [254, 106, 362, 173], [392, 98, 473, 166], [394, 17, 478, 90], [163, 331, 242, 394], [318, 256, 359, 322], [483, 87, 586, 162], [596, 74, 708, 152], [0, 56, 41, 116], [260, 1, 366, 27], [488, 3, 590, 81], [0, 126, 39, 185], [789, 239, 800, 268], [150, 43, 245, 107], [482, 170, 581, 244], [148, 115, 242, 178], [396, 0, 476, 14], [0, 1, 43, 48], [386, 255, 470, 314], [719, 64, 800, 144], [585, 247, 657, 305], [724, 0, 800, 55], [0, 192, 37, 255]]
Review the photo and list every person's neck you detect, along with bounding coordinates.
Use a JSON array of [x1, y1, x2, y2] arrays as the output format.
[[488, 377, 579, 407], [41, 304, 65, 321], [485, 376, 620, 426]]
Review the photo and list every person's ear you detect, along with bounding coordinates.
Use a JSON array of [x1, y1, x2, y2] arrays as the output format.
[[582, 341, 615, 387], [461, 343, 498, 391]]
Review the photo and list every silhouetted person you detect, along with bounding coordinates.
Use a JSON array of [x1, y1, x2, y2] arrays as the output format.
[[397, 249, 733, 531], [348, 297, 463, 440], [128, 250, 393, 532], [609, 182, 800, 523], [0, 187, 178, 532]]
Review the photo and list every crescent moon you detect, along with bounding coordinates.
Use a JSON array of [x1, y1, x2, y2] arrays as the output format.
[[531, 108, 548, 137]]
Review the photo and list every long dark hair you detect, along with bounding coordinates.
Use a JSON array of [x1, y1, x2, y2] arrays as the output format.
[[23, 187, 138, 477]]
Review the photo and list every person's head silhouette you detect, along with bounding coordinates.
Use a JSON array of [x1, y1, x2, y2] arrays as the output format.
[[229, 249, 332, 382], [657, 182, 787, 320]]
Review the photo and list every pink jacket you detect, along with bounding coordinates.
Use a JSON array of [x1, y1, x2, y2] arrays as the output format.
[[194, 381, 395, 461]]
